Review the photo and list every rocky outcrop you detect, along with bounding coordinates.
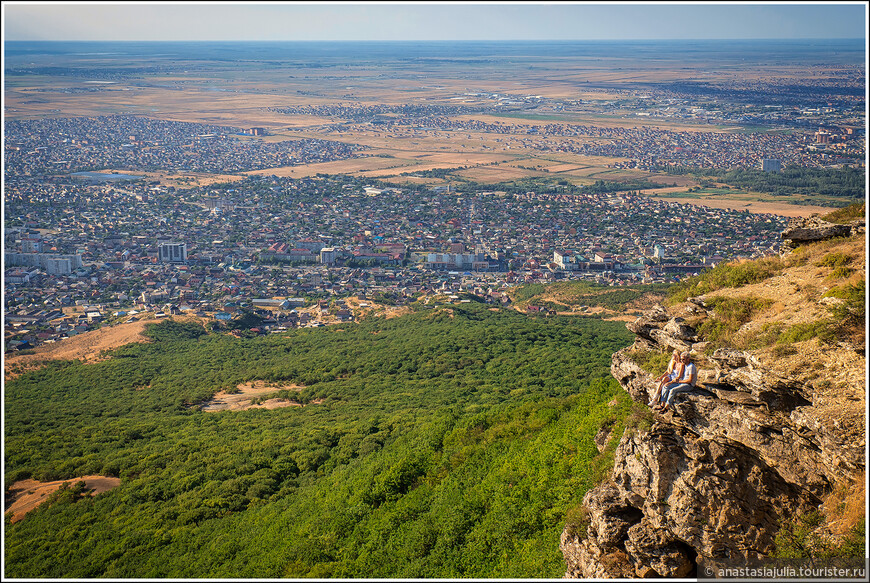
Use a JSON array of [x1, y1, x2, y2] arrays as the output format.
[[781, 216, 855, 247], [561, 302, 865, 578]]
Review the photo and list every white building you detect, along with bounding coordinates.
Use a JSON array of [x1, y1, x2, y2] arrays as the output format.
[[425, 252, 484, 270], [320, 247, 337, 265], [21, 237, 43, 253], [553, 250, 577, 270], [158, 242, 187, 263], [44, 257, 75, 275], [5, 252, 83, 274]]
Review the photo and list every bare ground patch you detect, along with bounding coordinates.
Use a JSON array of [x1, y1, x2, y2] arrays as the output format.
[[245, 155, 413, 178], [5, 319, 160, 380], [6, 476, 121, 523], [341, 297, 412, 320], [199, 381, 316, 412], [643, 191, 838, 217], [455, 165, 538, 182], [543, 163, 590, 173]]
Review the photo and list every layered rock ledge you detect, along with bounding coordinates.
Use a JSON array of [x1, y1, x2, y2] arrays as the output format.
[[561, 300, 865, 578], [781, 215, 863, 248]]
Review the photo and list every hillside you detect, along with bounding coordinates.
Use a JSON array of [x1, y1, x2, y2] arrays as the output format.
[[4, 316, 188, 380], [4, 207, 864, 577], [4, 303, 633, 578], [508, 281, 671, 320], [561, 210, 866, 577]]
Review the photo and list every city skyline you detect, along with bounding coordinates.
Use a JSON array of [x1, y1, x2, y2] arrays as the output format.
[[3, 1, 867, 42]]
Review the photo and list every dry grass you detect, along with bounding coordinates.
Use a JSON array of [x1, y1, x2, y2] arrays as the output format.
[[823, 472, 866, 537], [246, 155, 415, 178], [337, 297, 412, 321], [200, 381, 310, 412], [4, 315, 208, 380], [5, 319, 158, 379], [7, 54, 851, 215], [111, 170, 244, 189], [671, 235, 866, 457], [649, 194, 838, 217], [455, 165, 536, 181]]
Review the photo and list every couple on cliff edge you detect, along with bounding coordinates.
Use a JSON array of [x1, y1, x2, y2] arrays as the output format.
[[649, 350, 697, 413]]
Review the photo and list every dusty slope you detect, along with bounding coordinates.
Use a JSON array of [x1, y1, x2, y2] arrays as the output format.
[[692, 235, 865, 449], [4, 315, 208, 380], [5, 476, 122, 524]]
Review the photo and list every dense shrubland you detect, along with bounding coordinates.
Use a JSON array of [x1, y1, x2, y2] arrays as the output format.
[[4, 304, 633, 578]]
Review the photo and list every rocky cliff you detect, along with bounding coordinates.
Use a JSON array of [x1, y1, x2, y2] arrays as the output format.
[[561, 216, 865, 577]]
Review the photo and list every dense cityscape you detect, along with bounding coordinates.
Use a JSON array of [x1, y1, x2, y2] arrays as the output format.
[[6, 160, 788, 350], [3, 44, 864, 353]]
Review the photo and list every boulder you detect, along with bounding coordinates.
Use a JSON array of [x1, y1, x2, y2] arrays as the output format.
[[781, 216, 852, 247]]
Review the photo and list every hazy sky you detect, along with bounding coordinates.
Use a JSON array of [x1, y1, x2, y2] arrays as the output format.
[[3, 2, 867, 42]]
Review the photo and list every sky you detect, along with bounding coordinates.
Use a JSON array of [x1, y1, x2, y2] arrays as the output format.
[[2, 1, 867, 42]]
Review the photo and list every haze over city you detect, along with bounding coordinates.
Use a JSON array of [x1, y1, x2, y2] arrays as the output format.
[[3, 1, 867, 42]]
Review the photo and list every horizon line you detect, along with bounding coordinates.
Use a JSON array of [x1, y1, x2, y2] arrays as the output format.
[[3, 37, 867, 46], [4, 37, 866, 43]]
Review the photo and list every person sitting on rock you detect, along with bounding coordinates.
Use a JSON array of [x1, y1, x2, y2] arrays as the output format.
[[654, 352, 697, 413], [649, 349, 683, 407]]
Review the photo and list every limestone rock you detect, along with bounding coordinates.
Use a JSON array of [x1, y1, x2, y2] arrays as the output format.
[[663, 317, 697, 342], [709, 348, 751, 369], [594, 422, 615, 453], [562, 299, 865, 578], [649, 329, 692, 354], [781, 216, 852, 247], [624, 523, 695, 578]]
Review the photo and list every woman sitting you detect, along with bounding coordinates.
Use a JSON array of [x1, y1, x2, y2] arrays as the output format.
[[649, 349, 683, 407], [654, 352, 697, 413]]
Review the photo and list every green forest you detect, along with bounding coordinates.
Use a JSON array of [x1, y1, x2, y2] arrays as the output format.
[[660, 166, 865, 205], [4, 304, 634, 578]]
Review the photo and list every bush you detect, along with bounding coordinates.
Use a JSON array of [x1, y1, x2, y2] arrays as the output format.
[[143, 319, 208, 342], [824, 279, 865, 325], [773, 510, 866, 560], [816, 252, 853, 268], [563, 504, 590, 539], [826, 266, 855, 280], [669, 257, 784, 303], [697, 295, 773, 348], [624, 401, 655, 434], [776, 321, 835, 346], [511, 283, 547, 302]]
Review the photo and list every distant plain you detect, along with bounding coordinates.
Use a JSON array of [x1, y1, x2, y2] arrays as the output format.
[[4, 40, 864, 213]]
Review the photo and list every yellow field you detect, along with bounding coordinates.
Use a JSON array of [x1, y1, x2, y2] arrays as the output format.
[[538, 163, 590, 173], [246, 155, 412, 178], [653, 197, 836, 217], [454, 165, 536, 182], [5, 53, 856, 216]]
